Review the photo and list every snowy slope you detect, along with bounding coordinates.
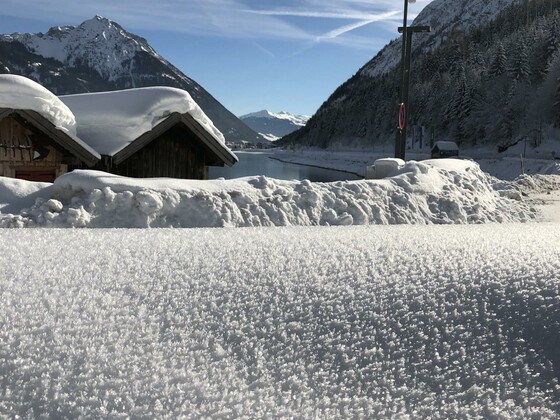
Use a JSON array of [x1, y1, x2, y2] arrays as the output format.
[[280, 0, 528, 149], [240, 110, 310, 141], [1, 225, 559, 417], [361, 0, 520, 77], [241, 110, 310, 127]]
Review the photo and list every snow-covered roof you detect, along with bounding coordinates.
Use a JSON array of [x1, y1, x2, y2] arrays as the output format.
[[0, 74, 101, 162], [60, 87, 230, 158], [0, 75, 234, 167], [433, 141, 459, 151], [0, 74, 77, 134]]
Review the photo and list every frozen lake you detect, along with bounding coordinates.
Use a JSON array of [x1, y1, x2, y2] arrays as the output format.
[[208, 151, 361, 181]]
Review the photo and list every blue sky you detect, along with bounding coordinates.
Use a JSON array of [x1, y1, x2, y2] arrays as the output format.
[[0, 0, 433, 117]]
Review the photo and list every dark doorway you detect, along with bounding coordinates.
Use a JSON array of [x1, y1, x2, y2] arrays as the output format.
[[15, 169, 56, 182]]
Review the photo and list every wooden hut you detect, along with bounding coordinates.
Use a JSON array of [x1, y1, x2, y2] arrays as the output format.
[[431, 141, 459, 159], [0, 108, 99, 182], [61, 87, 237, 180], [0, 77, 236, 181], [106, 112, 237, 179]]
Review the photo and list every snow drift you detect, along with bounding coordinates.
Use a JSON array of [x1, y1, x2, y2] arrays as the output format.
[[0, 159, 546, 228]]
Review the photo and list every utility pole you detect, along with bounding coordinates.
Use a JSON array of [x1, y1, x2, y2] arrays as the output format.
[[395, 0, 430, 160]]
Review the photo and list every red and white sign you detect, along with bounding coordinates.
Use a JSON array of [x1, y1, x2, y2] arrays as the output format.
[[398, 103, 406, 130]]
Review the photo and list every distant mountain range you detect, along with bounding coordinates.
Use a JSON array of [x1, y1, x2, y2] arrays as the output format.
[[281, 0, 560, 151], [240, 110, 310, 141], [0, 16, 265, 144]]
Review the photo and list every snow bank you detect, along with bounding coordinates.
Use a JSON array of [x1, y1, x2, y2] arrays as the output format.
[[60, 87, 225, 156], [1, 225, 559, 418], [0, 74, 77, 135], [0, 177, 53, 214], [0, 160, 543, 228]]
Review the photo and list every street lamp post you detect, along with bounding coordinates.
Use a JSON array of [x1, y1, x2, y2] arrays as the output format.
[[395, 0, 430, 161]]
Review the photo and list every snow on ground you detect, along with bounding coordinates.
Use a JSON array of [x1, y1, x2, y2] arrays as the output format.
[[532, 190, 560, 222], [0, 177, 53, 215], [1, 225, 559, 418], [1, 153, 560, 417], [0, 159, 552, 228]]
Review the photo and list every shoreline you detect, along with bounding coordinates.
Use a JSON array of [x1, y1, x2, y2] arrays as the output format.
[[267, 155, 365, 178], [263, 148, 560, 181]]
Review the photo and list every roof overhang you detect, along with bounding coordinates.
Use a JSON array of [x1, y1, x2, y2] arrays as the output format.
[[112, 112, 238, 167], [0, 108, 100, 167], [432, 141, 459, 151]]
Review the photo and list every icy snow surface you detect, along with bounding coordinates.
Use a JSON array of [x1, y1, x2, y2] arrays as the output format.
[[60, 86, 226, 156], [1, 225, 560, 418], [0, 159, 550, 228]]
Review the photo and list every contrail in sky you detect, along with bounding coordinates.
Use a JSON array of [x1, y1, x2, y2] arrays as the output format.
[[319, 11, 399, 39]]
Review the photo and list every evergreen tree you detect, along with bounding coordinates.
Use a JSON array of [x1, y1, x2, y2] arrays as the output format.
[[545, 10, 560, 61], [454, 68, 474, 143], [553, 72, 560, 126], [489, 42, 508, 76], [529, 23, 549, 83], [510, 38, 531, 81]]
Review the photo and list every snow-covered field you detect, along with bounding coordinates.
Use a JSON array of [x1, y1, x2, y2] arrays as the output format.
[[1, 225, 560, 418], [2, 158, 560, 418]]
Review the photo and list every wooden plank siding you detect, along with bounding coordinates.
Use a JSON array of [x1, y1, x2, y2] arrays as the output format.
[[112, 126, 208, 179], [0, 115, 68, 179]]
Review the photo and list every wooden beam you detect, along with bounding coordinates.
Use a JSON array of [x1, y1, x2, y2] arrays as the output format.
[[0, 108, 99, 167]]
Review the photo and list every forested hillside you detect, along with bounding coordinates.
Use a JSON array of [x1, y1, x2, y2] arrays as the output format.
[[282, 0, 560, 151]]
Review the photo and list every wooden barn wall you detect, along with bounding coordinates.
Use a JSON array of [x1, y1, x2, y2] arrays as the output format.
[[114, 127, 209, 179], [0, 116, 68, 179]]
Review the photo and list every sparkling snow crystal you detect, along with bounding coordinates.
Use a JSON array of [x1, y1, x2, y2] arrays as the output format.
[[0, 226, 559, 417]]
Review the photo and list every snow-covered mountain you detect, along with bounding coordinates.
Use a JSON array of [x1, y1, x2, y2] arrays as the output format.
[[0, 16, 264, 144], [240, 110, 310, 141], [1, 16, 159, 83]]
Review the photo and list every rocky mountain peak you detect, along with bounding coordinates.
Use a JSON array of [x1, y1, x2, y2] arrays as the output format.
[[3, 16, 158, 82]]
